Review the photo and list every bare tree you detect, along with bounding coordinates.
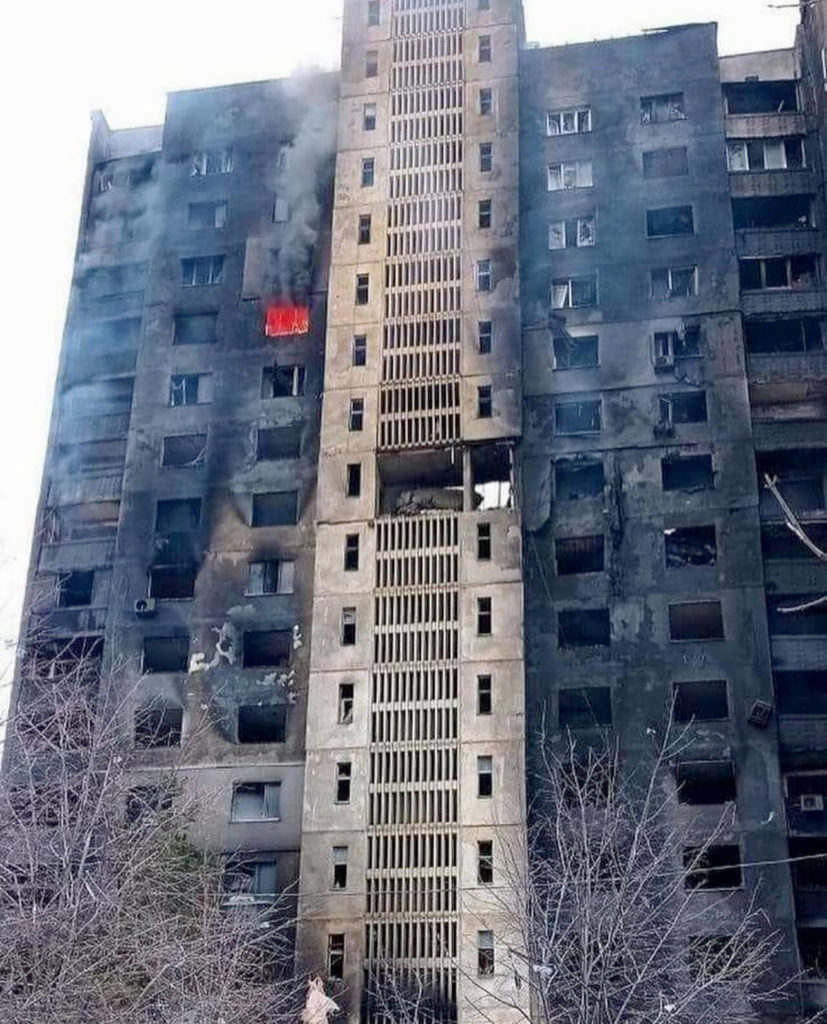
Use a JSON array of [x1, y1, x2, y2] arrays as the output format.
[[0, 636, 305, 1024], [763, 472, 827, 614]]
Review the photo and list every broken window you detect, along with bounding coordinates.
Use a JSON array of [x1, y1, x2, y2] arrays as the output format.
[[669, 601, 724, 641], [181, 256, 224, 287], [558, 609, 611, 648], [664, 525, 717, 567], [242, 630, 291, 668], [336, 762, 352, 803], [256, 426, 302, 461], [653, 328, 701, 366], [647, 206, 694, 238], [479, 87, 493, 114], [661, 454, 714, 492], [673, 679, 729, 721], [739, 255, 819, 291], [341, 608, 357, 646], [640, 92, 685, 124], [477, 597, 492, 636], [332, 846, 349, 889], [346, 463, 362, 497], [155, 498, 200, 533], [547, 107, 592, 136], [262, 364, 305, 398], [238, 704, 286, 743], [477, 756, 493, 798], [651, 265, 697, 300], [556, 535, 605, 575], [134, 704, 183, 748], [477, 523, 492, 560], [365, 49, 378, 76], [744, 317, 823, 354], [251, 491, 298, 527], [472, 444, 513, 510], [559, 687, 612, 728], [547, 161, 593, 191], [757, 449, 827, 514], [726, 136, 805, 172], [57, 571, 94, 608], [477, 930, 495, 974], [338, 683, 355, 724], [361, 158, 375, 187], [555, 458, 604, 500], [50, 501, 120, 541], [162, 433, 207, 468], [477, 674, 492, 715], [552, 334, 599, 370], [477, 840, 494, 884], [187, 200, 227, 230], [349, 397, 365, 431], [799, 929, 827, 978], [479, 142, 492, 172], [477, 385, 493, 418], [174, 312, 217, 346], [790, 839, 827, 888], [775, 671, 827, 715], [478, 199, 492, 229], [344, 533, 360, 572], [327, 933, 345, 978], [231, 782, 281, 821], [142, 636, 189, 673], [762, 522, 827, 560], [658, 391, 708, 426], [724, 80, 798, 115], [479, 34, 491, 61], [554, 399, 601, 434], [643, 146, 689, 178], [551, 276, 597, 308], [169, 373, 212, 406], [247, 559, 295, 596], [684, 845, 742, 890], [476, 259, 492, 292], [676, 761, 736, 804], [358, 213, 372, 243], [149, 565, 196, 600], [224, 855, 277, 901], [767, 595, 827, 636], [548, 217, 596, 250], [190, 148, 233, 176], [732, 195, 812, 230], [362, 103, 377, 132], [478, 320, 492, 354]]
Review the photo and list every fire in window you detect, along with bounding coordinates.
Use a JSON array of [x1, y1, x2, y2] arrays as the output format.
[[265, 305, 310, 337]]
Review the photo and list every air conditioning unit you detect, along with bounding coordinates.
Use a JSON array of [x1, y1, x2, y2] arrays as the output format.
[[747, 700, 773, 728], [134, 597, 157, 618], [800, 794, 824, 812]]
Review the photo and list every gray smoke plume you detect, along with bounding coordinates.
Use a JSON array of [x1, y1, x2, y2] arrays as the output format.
[[276, 71, 338, 301]]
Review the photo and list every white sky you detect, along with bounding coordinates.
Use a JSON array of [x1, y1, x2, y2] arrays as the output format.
[[0, 0, 798, 682]]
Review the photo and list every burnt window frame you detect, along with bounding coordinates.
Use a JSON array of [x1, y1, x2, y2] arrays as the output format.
[[238, 704, 287, 744], [251, 490, 299, 527], [668, 600, 725, 642], [673, 679, 730, 722]]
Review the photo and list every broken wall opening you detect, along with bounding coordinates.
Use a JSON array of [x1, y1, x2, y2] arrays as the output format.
[[775, 671, 827, 715], [378, 449, 462, 516], [669, 601, 724, 641], [724, 80, 798, 114], [554, 457, 605, 501], [675, 761, 736, 804], [558, 608, 611, 648], [664, 525, 717, 567], [555, 535, 605, 575]]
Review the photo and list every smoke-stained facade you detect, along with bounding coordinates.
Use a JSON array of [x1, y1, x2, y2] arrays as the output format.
[[10, 0, 827, 1020]]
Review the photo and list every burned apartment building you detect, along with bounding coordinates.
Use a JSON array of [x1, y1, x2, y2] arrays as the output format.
[[9, 0, 827, 1020]]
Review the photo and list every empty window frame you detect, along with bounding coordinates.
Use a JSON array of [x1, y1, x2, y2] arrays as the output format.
[[653, 328, 701, 363], [479, 87, 493, 114], [365, 49, 379, 76], [256, 426, 302, 461], [341, 608, 357, 646], [643, 146, 689, 178], [726, 137, 805, 172], [477, 523, 492, 560], [332, 846, 349, 889], [767, 595, 827, 636], [358, 214, 372, 243], [651, 266, 697, 300], [251, 491, 299, 526], [547, 107, 592, 136], [732, 195, 813, 231], [361, 158, 375, 187], [669, 601, 724, 641], [479, 142, 493, 172], [262, 364, 305, 398], [477, 840, 494, 884], [161, 434, 206, 468], [134, 704, 183, 747], [763, 522, 827, 560], [647, 205, 694, 238], [169, 373, 212, 406], [744, 317, 823, 354], [684, 845, 742, 890], [548, 216, 595, 250], [155, 498, 200, 532], [478, 198, 492, 229], [477, 930, 495, 974], [676, 761, 736, 805], [338, 682, 355, 724], [173, 312, 216, 347], [362, 103, 377, 132], [187, 200, 228, 230], [477, 597, 493, 636], [477, 385, 493, 418], [553, 334, 599, 370], [242, 630, 291, 668], [231, 782, 281, 821], [661, 454, 714, 492], [190, 148, 233, 176], [554, 399, 601, 434], [346, 463, 362, 497], [547, 161, 593, 191], [554, 458, 604, 500], [556, 535, 605, 575], [56, 571, 94, 608], [558, 609, 611, 648], [739, 255, 818, 291], [335, 762, 352, 803], [478, 320, 492, 354], [328, 933, 345, 978], [558, 687, 612, 728], [724, 80, 798, 115], [247, 560, 295, 596], [149, 565, 196, 600], [142, 636, 189, 673], [479, 34, 491, 61], [476, 259, 492, 292], [477, 756, 493, 798], [344, 534, 360, 572], [181, 256, 224, 287], [238, 704, 287, 743], [664, 525, 717, 567], [798, 930, 827, 979], [349, 398, 365, 431], [658, 391, 708, 426], [775, 671, 827, 715], [640, 92, 685, 124], [673, 680, 729, 721], [477, 674, 493, 715], [552, 276, 597, 309], [224, 856, 277, 898]]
